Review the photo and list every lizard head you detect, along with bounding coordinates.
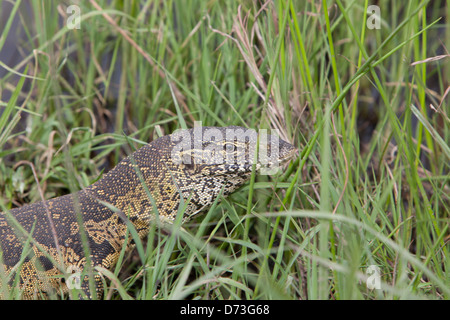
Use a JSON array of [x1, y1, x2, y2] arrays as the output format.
[[163, 125, 297, 220]]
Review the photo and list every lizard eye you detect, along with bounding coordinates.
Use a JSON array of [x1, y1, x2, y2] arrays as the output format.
[[224, 142, 236, 152]]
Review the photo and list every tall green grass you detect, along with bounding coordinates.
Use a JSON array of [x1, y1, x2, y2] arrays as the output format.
[[0, 0, 448, 299]]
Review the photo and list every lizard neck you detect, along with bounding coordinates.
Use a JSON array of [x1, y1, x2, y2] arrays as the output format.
[[84, 142, 176, 232]]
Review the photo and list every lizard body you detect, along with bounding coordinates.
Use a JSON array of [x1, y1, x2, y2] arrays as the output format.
[[0, 126, 296, 299]]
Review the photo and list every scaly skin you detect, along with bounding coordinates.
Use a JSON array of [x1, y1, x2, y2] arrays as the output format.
[[0, 126, 296, 299]]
